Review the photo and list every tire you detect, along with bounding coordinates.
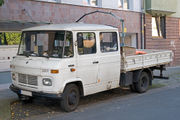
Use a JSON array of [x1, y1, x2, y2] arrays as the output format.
[[135, 72, 149, 93], [60, 84, 80, 112]]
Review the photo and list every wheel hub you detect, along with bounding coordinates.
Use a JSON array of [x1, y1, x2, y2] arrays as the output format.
[[68, 91, 77, 105]]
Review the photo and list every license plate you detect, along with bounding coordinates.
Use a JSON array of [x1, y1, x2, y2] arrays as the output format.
[[20, 90, 32, 96]]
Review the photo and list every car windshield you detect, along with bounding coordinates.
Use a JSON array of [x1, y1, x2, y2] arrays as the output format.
[[18, 31, 73, 58]]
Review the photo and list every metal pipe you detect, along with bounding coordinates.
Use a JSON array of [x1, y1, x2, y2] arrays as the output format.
[[121, 19, 125, 47]]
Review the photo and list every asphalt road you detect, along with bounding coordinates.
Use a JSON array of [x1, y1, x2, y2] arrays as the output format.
[[41, 84, 180, 120]]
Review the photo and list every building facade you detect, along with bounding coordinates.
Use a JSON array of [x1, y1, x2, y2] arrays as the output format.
[[0, 0, 143, 48], [144, 0, 180, 66]]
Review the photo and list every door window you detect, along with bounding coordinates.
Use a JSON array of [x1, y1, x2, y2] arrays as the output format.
[[77, 32, 96, 55], [100, 32, 118, 53]]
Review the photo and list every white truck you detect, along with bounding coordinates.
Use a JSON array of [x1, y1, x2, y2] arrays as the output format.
[[9, 22, 173, 112]]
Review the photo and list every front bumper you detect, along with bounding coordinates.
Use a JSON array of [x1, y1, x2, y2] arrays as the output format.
[[9, 84, 62, 99]]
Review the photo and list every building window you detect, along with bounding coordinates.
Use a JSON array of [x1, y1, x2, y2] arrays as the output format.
[[118, 0, 129, 9], [152, 16, 166, 38], [83, 0, 98, 6]]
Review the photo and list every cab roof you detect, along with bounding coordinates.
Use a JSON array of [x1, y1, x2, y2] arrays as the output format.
[[22, 23, 118, 31]]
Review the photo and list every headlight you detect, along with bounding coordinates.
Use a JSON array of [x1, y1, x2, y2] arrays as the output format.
[[42, 78, 52, 86], [12, 73, 16, 81]]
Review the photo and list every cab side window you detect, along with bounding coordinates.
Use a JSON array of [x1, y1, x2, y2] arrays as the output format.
[[77, 32, 96, 55], [100, 32, 118, 53]]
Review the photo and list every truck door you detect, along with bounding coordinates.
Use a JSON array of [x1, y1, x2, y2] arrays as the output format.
[[76, 32, 98, 85], [99, 32, 121, 87]]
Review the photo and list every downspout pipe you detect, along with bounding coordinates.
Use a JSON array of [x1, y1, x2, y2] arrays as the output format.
[[141, 0, 146, 49], [143, 13, 146, 49], [140, 12, 143, 49]]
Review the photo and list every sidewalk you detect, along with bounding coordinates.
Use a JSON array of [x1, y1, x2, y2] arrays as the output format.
[[153, 66, 180, 86], [0, 72, 11, 85], [0, 61, 10, 72], [0, 83, 11, 91]]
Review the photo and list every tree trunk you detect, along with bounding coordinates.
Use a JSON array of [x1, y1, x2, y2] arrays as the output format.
[[4, 33, 8, 45]]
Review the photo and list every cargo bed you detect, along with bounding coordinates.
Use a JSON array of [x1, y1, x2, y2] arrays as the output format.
[[121, 49, 173, 72]]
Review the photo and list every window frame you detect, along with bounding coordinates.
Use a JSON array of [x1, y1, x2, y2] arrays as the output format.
[[152, 16, 166, 39], [99, 32, 118, 53], [77, 32, 97, 55]]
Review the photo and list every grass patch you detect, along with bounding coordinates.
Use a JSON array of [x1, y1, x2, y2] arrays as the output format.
[[0, 98, 16, 120], [0, 99, 11, 120]]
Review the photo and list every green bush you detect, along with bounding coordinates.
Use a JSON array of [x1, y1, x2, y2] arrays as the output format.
[[0, 33, 21, 45], [0, 0, 4, 6]]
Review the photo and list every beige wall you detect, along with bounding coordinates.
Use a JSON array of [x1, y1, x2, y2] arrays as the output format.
[[171, 0, 180, 18]]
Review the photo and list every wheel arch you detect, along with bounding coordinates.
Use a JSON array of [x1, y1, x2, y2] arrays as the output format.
[[133, 68, 153, 85], [62, 79, 84, 97]]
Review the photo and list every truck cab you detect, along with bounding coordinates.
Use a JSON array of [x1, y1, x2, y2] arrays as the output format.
[[10, 23, 122, 111]]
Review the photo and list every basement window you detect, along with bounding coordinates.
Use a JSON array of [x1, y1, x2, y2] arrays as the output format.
[[152, 16, 166, 38]]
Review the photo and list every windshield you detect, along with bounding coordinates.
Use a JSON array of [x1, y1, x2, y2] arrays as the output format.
[[18, 31, 73, 58]]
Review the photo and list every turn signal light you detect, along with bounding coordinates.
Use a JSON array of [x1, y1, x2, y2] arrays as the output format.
[[51, 70, 59, 74], [70, 68, 76, 72]]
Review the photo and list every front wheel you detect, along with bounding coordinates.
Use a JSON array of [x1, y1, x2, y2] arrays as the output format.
[[135, 72, 149, 93], [60, 84, 80, 112]]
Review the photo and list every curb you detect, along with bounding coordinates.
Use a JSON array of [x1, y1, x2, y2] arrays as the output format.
[[0, 83, 11, 91], [0, 69, 10, 73]]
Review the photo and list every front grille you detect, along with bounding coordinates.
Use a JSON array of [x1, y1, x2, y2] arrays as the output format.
[[27, 75, 38, 86], [18, 73, 38, 86], [18, 74, 27, 84]]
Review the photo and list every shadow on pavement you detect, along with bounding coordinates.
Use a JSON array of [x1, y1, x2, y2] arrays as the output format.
[[9, 88, 132, 120]]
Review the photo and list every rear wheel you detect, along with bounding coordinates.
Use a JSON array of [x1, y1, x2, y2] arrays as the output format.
[[135, 72, 149, 93], [60, 84, 80, 112]]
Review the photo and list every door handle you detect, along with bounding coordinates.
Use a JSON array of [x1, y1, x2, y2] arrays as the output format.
[[93, 61, 99, 64], [68, 64, 75, 67]]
